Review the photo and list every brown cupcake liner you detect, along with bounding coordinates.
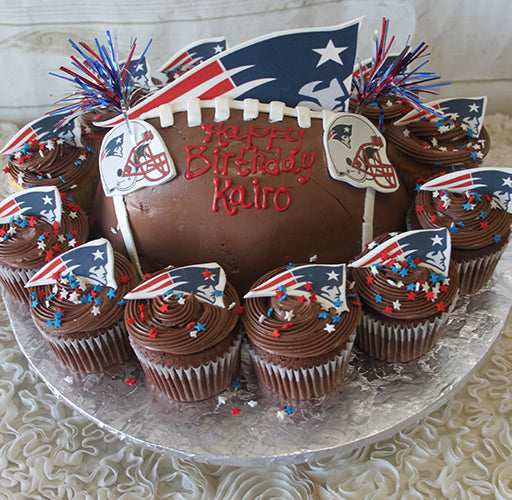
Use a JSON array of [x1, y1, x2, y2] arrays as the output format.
[[0, 264, 37, 303], [131, 333, 242, 402], [248, 332, 356, 400], [356, 294, 458, 363], [454, 243, 508, 295], [35, 320, 132, 373]]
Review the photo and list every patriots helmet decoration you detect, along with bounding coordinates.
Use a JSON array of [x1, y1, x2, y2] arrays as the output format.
[[100, 119, 176, 196], [324, 113, 399, 192]]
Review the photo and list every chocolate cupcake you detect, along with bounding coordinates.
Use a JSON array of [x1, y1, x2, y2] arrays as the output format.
[[5, 138, 99, 212], [242, 263, 361, 400], [386, 97, 491, 199], [124, 263, 241, 401], [0, 186, 88, 303], [411, 168, 512, 294], [27, 239, 138, 373], [350, 230, 459, 362]]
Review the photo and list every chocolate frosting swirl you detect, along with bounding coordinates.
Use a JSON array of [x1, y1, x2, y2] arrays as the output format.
[[414, 189, 512, 250], [124, 280, 240, 355], [351, 233, 459, 321], [0, 197, 89, 270], [386, 120, 490, 167], [29, 252, 138, 335], [242, 267, 361, 359], [7, 139, 96, 190]]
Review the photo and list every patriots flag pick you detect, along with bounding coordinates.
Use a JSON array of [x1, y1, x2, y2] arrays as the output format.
[[25, 238, 117, 289], [158, 37, 227, 77], [0, 110, 82, 156], [123, 55, 152, 90], [0, 186, 62, 225], [394, 96, 487, 136], [244, 264, 349, 313], [421, 167, 512, 214], [98, 19, 361, 128], [349, 229, 452, 276], [124, 263, 227, 308]]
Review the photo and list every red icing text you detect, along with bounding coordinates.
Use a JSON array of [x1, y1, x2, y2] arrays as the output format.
[[185, 121, 315, 215]]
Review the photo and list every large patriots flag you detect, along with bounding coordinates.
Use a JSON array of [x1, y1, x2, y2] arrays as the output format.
[[158, 37, 227, 77], [244, 263, 349, 313], [394, 96, 487, 136], [99, 19, 361, 128], [0, 110, 82, 156], [421, 167, 512, 213], [124, 262, 227, 308], [0, 186, 62, 225], [25, 238, 117, 289], [349, 229, 451, 276]]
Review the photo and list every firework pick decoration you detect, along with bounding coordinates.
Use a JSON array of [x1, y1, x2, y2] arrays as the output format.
[[51, 32, 153, 279], [352, 18, 449, 126], [50, 31, 152, 122]]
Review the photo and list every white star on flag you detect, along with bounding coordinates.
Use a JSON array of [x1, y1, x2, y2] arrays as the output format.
[[313, 39, 347, 67]]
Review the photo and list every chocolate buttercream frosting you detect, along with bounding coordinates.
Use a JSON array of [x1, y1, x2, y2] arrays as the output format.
[[386, 119, 490, 168], [7, 139, 96, 190], [351, 233, 459, 322], [0, 196, 88, 270], [29, 252, 138, 336], [243, 267, 361, 367], [124, 278, 240, 359], [414, 189, 512, 250]]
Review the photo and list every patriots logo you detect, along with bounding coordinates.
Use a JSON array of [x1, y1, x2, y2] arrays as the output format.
[[330, 123, 352, 149], [0, 186, 62, 225], [421, 167, 512, 214], [98, 19, 361, 128], [124, 263, 227, 308], [244, 263, 349, 313], [394, 96, 487, 137], [102, 133, 124, 159], [159, 37, 227, 78], [25, 238, 117, 289], [0, 110, 82, 156], [349, 228, 452, 276]]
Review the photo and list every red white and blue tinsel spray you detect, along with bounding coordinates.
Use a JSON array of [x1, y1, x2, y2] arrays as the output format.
[[50, 31, 152, 124], [351, 18, 449, 129]]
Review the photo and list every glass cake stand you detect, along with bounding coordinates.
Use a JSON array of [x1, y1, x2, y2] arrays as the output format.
[[7, 246, 512, 466]]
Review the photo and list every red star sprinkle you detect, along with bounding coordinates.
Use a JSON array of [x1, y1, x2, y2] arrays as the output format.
[[142, 273, 152, 279], [366, 275, 375, 284], [231, 407, 241, 416], [436, 301, 447, 312], [384, 305, 393, 315], [149, 327, 158, 338], [275, 289, 285, 299], [237, 306, 244, 315], [416, 204, 425, 213], [119, 275, 131, 284], [425, 290, 435, 301], [125, 377, 135, 386], [297, 295, 307, 303], [202, 268, 213, 279], [406, 291, 416, 301], [480, 221, 489, 229], [159, 303, 169, 312], [440, 284, 449, 293], [430, 215, 437, 225], [304, 282, 314, 292], [272, 329, 280, 338], [309, 292, 317, 302], [126, 317, 135, 325], [282, 322, 293, 329], [186, 321, 196, 329]]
